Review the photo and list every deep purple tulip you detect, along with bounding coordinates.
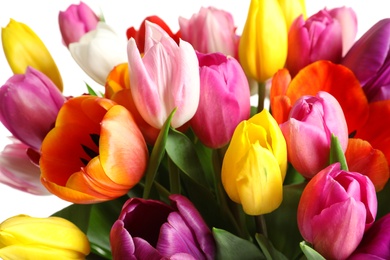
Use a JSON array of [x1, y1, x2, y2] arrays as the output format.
[[349, 213, 390, 259], [342, 18, 390, 102], [58, 1, 99, 47], [190, 52, 250, 148], [279, 91, 348, 178], [0, 66, 66, 151], [110, 194, 215, 260], [297, 163, 377, 260]]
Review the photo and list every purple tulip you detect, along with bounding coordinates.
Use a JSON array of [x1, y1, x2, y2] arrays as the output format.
[[58, 1, 99, 47], [110, 194, 215, 260], [190, 52, 250, 148], [297, 163, 377, 260], [0, 66, 66, 152], [342, 19, 390, 102], [179, 7, 239, 59], [349, 213, 390, 259], [0, 138, 50, 195], [286, 9, 343, 77], [279, 91, 348, 178]]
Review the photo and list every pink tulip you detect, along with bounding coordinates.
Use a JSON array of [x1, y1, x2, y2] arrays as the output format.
[[0, 138, 49, 195], [190, 52, 250, 148], [279, 91, 348, 178], [349, 213, 390, 259], [297, 163, 377, 260], [286, 9, 343, 77], [179, 7, 239, 59], [58, 1, 99, 47], [0, 66, 66, 152], [127, 21, 200, 129]]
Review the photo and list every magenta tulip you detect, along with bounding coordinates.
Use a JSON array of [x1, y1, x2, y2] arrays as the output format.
[[286, 9, 343, 77], [127, 21, 200, 129], [297, 163, 377, 260], [110, 194, 215, 260], [0, 66, 66, 152], [58, 1, 99, 47], [0, 138, 49, 195], [179, 7, 239, 59], [342, 18, 390, 102], [349, 213, 390, 259], [190, 52, 250, 148], [279, 91, 348, 178]]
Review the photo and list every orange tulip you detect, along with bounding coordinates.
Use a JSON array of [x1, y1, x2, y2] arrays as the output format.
[[39, 95, 148, 204], [270, 60, 369, 134], [105, 63, 160, 145]]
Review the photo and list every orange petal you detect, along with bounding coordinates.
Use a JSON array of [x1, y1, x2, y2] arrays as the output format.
[[286, 60, 369, 133], [345, 138, 389, 191], [105, 63, 130, 99], [99, 105, 148, 186], [270, 69, 292, 124]]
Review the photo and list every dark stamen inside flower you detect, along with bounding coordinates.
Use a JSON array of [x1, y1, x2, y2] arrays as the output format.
[[79, 134, 100, 166], [90, 133, 100, 147]]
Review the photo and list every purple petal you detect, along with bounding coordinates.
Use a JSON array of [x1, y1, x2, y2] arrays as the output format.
[[133, 237, 164, 260], [110, 220, 136, 259]]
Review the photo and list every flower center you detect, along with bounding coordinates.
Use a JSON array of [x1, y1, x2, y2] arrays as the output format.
[[80, 133, 100, 165]]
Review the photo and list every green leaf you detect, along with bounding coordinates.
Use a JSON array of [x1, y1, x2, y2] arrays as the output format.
[[213, 228, 265, 260], [143, 108, 176, 199], [300, 241, 325, 260], [329, 134, 348, 170], [255, 233, 288, 260], [165, 128, 208, 188], [52, 204, 92, 234], [86, 83, 98, 96]]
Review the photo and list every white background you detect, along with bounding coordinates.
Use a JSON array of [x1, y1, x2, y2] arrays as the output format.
[[0, 1, 388, 222]]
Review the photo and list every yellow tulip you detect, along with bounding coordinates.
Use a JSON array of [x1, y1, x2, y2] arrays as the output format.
[[238, 0, 288, 82], [0, 215, 90, 260], [2, 19, 63, 91], [278, 0, 307, 29], [221, 109, 287, 215]]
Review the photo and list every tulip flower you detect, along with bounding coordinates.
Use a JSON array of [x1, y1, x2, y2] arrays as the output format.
[[0, 66, 66, 152], [221, 109, 287, 215], [0, 214, 90, 259], [110, 194, 215, 260], [239, 0, 287, 82], [349, 213, 390, 259], [297, 163, 377, 260], [279, 91, 348, 178], [58, 1, 100, 47], [0, 139, 49, 195], [69, 22, 128, 85], [39, 95, 148, 204], [179, 7, 240, 59], [342, 18, 390, 102], [1, 19, 63, 91], [190, 52, 250, 148], [277, 0, 306, 30], [105, 63, 160, 145], [286, 9, 343, 77], [127, 21, 200, 129], [126, 16, 180, 53]]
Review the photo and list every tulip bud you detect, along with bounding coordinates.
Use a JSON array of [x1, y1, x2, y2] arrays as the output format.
[[239, 0, 287, 82], [39, 95, 148, 204], [349, 213, 390, 259], [342, 18, 390, 102], [285, 9, 343, 77], [69, 22, 128, 85], [0, 214, 90, 259], [277, 0, 306, 30], [179, 7, 239, 59], [190, 52, 250, 148], [297, 163, 377, 259], [58, 1, 100, 47], [1, 19, 63, 91], [280, 91, 348, 178], [110, 194, 215, 259], [221, 109, 287, 215], [127, 21, 200, 129], [0, 66, 66, 152], [0, 139, 49, 195]]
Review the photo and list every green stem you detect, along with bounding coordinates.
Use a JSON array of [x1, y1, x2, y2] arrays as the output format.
[[255, 215, 268, 238], [168, 157, 181, 194], [257, 81, 266, 113]]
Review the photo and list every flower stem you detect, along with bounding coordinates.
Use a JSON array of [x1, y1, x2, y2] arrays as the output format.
[[168, 157, 181, 194], [255, 215, 268, 238], [257, 81, 266, 113]]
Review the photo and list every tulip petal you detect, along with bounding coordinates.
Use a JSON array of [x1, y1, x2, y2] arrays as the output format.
[[110, 220, 136, 260], [133, 237, 163, 260]]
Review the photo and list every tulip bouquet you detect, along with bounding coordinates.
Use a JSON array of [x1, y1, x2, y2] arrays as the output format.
[[1, 0, 390, 259]]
